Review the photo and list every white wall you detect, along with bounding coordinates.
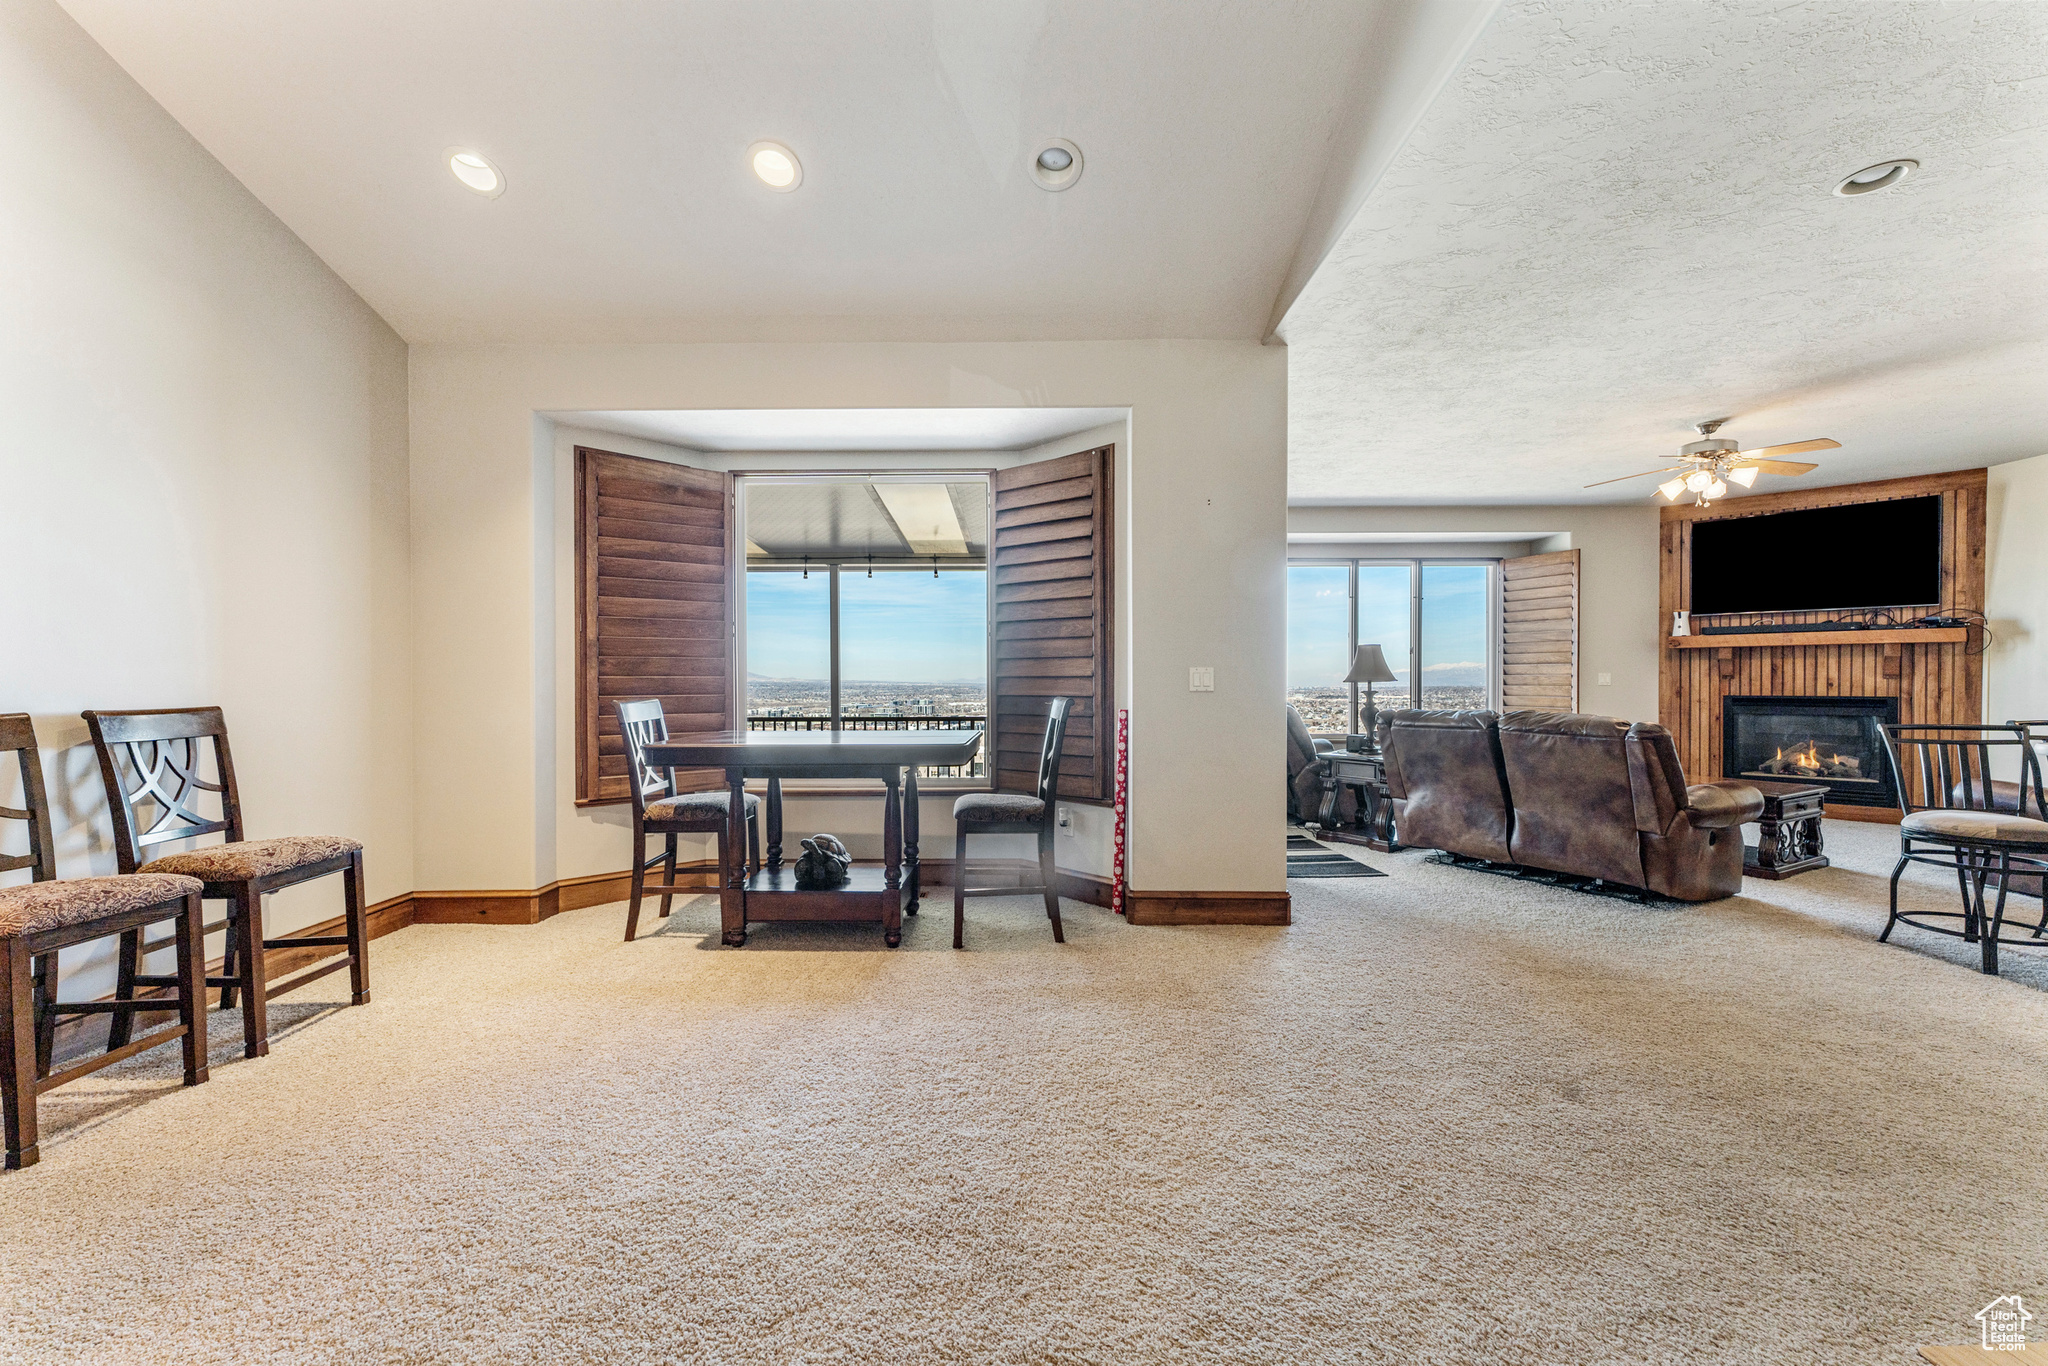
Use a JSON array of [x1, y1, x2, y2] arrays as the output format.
[[0, 0, 412, 992], [412, 342, 1286, 898], [1286, 504, 1663, 722], [1986, 453, 2048, 729], [543, 418, 1129, 884]]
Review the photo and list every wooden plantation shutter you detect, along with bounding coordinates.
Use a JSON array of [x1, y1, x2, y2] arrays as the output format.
[[1500, 548, 1579, 712], [575, 447, 734, 804], [988, 444, 1114, 803]]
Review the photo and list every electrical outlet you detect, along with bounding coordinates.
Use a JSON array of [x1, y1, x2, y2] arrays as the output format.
[[1597, 672, 1613, 685], [1057, 806, 1075, 837], [1189, 667, 1215, 692]]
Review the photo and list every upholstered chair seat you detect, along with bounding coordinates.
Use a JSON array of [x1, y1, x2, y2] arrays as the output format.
[[0, 873, 202, 938], [141, 835, 362, 882], [953, 792, 1046, 824], [645, 791, 760, 822], [1900, 809, 2048, 843]]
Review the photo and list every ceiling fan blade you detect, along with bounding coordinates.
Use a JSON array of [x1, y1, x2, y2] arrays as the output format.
[[1582, 465, 1686, 489], [1733, 438, 1839, 459], [1727, 458, 1819, 477]]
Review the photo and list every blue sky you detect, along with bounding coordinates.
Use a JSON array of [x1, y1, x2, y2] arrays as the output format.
[[747, 569, 988, 683], [1287, 564, 1490, 689]]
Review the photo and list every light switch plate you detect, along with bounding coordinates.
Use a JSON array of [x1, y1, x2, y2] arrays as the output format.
[[1597, 672, 1612, 685], [1189, 667, 1215, 692]]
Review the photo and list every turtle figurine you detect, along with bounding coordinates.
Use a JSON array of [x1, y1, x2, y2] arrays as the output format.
[[793, 833, 852, 889]]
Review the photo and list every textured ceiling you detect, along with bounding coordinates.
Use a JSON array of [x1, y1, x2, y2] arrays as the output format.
[[57, 0, 1389, 344], [1280, 0, 2048, 504]]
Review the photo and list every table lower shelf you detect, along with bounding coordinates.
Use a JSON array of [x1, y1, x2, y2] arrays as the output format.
[[723, 865, 915, 947], [739, 865, 907, 921]]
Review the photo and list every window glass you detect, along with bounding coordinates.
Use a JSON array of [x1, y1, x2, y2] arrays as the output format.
[[1420, 564, 1491, 710], [1355, 564, 1413, 713], [837, 568, 988, 726], [744, 569, 830, 723], [1286, 565, 1351, 733]]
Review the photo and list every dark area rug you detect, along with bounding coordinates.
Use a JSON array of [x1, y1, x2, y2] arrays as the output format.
[[1287, 852, 1388, 879]]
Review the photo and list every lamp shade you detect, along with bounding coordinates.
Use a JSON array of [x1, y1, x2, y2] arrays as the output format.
[[1343, 644, 1398, 685]]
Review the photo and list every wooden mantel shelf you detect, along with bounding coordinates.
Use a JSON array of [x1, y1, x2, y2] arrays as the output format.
[[1668, 627, 1968, 650]]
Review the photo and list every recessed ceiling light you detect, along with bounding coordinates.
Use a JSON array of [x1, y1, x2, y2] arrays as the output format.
[[445, 148, 505, 198], [1030, 138, 1083, 192], [1834, 159, 1916, 196], [749, 141, 802, 191]]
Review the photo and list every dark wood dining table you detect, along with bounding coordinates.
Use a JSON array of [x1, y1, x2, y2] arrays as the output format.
[[641, 729, 985, 947]]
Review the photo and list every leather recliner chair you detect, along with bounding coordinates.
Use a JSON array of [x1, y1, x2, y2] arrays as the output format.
[[1381, 708, 1763, 901], [1376, 709, 1514, 863]]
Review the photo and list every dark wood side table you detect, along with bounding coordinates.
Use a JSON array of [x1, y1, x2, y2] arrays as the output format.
[[1742, 780, 1830, 880], [1317, 750, 1399, 853]]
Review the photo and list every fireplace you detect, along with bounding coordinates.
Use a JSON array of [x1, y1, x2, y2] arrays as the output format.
[[1722, 696, 1902, 808]]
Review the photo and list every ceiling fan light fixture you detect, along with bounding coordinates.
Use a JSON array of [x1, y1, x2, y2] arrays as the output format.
[[1684, 470, 1712, 492], [1705, 478, 1728, 502], [1658, 477, 1688, 501], [1834, 159, 1916, 196], [1726, 464, 1760, 488]]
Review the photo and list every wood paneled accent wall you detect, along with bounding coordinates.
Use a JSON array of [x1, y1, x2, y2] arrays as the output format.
[[1658, 469, 1987, 813]]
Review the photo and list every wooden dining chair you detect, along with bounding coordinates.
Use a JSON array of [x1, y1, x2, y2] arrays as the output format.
[[83, 707, 369, 1060], [951, 696, 1072, 949], [2, 714, 208, 1169], [617, 699, 759, 942]]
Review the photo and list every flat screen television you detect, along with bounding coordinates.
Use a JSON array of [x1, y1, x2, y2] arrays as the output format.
[[1689, 494, 1943, 615]]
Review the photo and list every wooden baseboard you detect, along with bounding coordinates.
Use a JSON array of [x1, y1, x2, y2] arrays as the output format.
[[1125, 890, 1291, 926], [1826, 804, 1902, 824]]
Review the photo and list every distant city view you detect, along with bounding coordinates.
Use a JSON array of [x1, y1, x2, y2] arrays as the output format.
[[749, 678, 989, 776], [747, 678, 987, 720], [1288, 685, 1489, 735]]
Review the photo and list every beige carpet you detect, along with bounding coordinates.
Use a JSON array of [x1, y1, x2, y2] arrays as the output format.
[[4, 823, 2046, 1364]]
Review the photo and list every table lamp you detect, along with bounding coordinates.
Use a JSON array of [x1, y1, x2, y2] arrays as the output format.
[[1344, 644, 1398, 745]]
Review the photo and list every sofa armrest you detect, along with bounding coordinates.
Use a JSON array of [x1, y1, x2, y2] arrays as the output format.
[[1313, 738, 1334, 754], [1686, 781, 1764, 830]]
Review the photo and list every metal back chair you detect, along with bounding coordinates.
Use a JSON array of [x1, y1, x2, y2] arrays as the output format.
[[616, 699, 758, 942], [1878, 723, 2048, 975], [952, 697, 1072, 949]]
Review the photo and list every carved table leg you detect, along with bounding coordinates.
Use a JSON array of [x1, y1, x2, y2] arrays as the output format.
[[721, 767, 748, 946], [883, 773, 903, 947], [1315, 760, 1339, 832], [904, 767, 920, 911], [766, 776, 784, 869]]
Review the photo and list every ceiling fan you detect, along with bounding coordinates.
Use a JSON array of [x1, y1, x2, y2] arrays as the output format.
[[1584, 420, 1839, 507]]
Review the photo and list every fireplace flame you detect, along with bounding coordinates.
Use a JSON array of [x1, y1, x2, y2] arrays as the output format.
[[1764, 741, 1862, 779]]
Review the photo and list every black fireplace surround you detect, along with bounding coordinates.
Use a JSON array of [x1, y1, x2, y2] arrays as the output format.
[[1723, 696, 1902, 808]]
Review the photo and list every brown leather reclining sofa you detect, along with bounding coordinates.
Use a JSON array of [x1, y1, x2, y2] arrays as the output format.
[[1377, 709, 1765, 901]]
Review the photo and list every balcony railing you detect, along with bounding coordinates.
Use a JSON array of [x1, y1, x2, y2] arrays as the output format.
[[746, 713, 989, 778]]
